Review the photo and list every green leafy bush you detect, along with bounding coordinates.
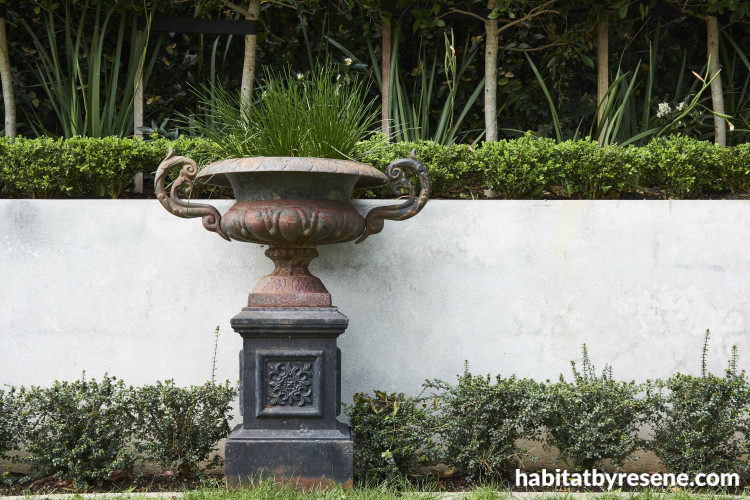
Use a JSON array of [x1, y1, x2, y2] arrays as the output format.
[[425, 365, 541, 481], [649, 372, 750, 477], [0, 137, 78, 198], [22, 374, 135, 488], [540, 346, 648, 471], [647, 333, 749, 477], [353, 135, 473, 198], [554, 140, 640, 198], [345, 390, 436, 482], [719, 142, 750, 194], [0, 136, 220, 199], [0, 387, 25, 461], [642, 135, 725, 198], [475, 134, 558, 198], [133, 380, 236, 476]]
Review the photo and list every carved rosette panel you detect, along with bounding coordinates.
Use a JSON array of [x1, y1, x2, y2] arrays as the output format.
[[255, 350, 324, 418], [222, 200, 365, 246], [266, 360, 314, 407]]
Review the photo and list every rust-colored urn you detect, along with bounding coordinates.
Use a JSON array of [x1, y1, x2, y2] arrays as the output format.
[[154, 151, 430, 307]]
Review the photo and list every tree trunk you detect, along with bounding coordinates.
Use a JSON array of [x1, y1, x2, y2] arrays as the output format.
[[596, 19, 608, 146], [484, 0, 498, 142], [0, 0, 16, 138], [381, 16, 391, 141], [133, 29, 145, 193], [241, 1, 259, 107], [706, 15, 725, 147]]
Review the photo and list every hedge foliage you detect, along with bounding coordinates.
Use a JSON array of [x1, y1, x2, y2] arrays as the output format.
[[2, 135, 750, 200], [2, 374, 237, 488], [347, 343, 750, 485]]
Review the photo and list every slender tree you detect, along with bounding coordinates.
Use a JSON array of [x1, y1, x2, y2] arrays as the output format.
[[706, 14, 725, 146], [381, 14, 391, 140], [241, 1, 260, 104], [219, 0, 260, 105], [484, 0, 498, 142], [665, 0, 735, 146], [0, 0, 15, 137], [596, 19, 608, 131]]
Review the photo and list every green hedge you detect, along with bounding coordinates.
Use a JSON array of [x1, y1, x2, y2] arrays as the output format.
[[1, 135, 750, 200]]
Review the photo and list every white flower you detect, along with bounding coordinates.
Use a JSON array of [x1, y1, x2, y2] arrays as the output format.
[[336, 74, 341, 81], [344, 57, 353, 66], [657, 102, 672, 118], [676, 101, 687, 111], [262, 90, 268, 99], [296, 72, 304, 81]]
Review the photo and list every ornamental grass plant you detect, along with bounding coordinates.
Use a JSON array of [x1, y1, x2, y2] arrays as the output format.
[[187, 66, 379, 160]]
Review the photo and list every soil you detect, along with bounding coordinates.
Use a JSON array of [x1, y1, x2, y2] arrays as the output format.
[[0, 472, 224, 496]]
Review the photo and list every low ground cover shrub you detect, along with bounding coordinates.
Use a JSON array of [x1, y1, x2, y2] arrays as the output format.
[[22, 374, 136, 488], [350, 339, 750, 485], [345, 391, 437, 482], [647, 333, 750, 478], [4, 134, 749, 200], [425, 366, 541, 481], [133, 380, 236, 475], [539, 346, 649, 471], [0, 387, 24, 461], [5, 374, 236, 488]]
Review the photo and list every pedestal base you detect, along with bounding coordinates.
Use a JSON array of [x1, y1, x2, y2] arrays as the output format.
[[225, 423, 353, 487], [227, 306, 352, 488]]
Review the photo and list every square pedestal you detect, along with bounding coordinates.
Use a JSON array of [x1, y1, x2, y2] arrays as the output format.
[[226, 307, 353, 487]]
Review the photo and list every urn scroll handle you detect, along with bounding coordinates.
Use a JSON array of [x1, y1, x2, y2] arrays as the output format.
[[154, 148, 231, 241], [355, 150, 431, 244]]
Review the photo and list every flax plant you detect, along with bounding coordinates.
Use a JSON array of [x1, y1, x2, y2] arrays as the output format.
[[188, 67, 378, 159], [20, 1, 151, 138]]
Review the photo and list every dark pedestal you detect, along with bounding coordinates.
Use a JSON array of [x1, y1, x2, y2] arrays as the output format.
[[225, 307, 353, 487]]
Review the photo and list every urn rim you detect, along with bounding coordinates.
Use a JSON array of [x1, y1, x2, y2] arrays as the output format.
[[195, 156, 389, 189]]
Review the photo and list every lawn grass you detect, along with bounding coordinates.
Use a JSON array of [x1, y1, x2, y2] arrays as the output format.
[[9, 485, 748, 500]]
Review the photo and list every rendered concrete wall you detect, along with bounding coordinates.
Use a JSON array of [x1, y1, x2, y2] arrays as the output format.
[[1, 199, 749, 411]]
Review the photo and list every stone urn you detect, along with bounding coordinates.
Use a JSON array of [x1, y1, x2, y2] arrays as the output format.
[[154, 149, 430, 487]]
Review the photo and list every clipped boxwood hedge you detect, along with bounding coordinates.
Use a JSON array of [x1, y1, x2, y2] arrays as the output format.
[[1, 134, 749, 200]]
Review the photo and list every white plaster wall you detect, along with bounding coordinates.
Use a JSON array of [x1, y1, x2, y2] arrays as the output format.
[[1, 199, 749, 412]]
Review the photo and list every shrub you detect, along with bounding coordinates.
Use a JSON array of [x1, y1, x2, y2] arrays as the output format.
[[133, 380, 236, 476], [0, 386, 25, 461], [475, 133, 558, 198], [425, 365, 541, 481], [22, 374, 135, 488], [554, 140, 640, 198], [641, 135, 724, 198], [0, 137, 77, 198], [540, 346, 648, 471], [647, 333, 749, 477], [353, 135, 473, 198], [0, 136, 221, 199], [346, 390, 436, 482], [719, 143, 750, 194]]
